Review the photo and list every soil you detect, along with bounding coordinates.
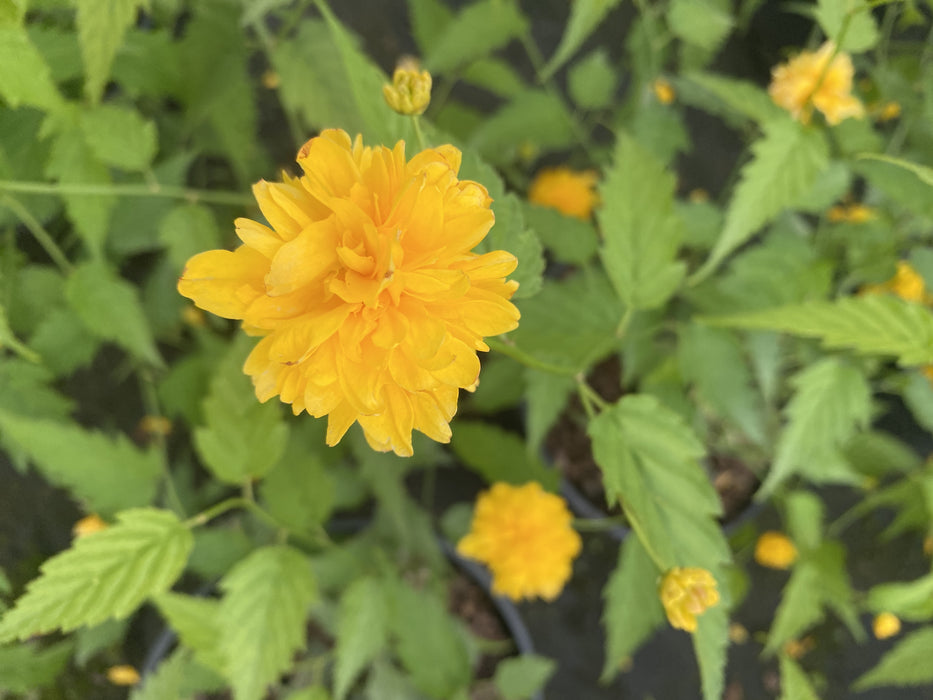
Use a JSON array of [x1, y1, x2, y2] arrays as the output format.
[[544, 353, 760, 524], [447, 572, 511, 680]]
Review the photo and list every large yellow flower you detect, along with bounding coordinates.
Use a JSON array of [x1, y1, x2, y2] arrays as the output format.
[[527, 166, 599, 220], [457, 482, 582, 601], [178, 129, 520, 457], [768, 41, 864, 125]]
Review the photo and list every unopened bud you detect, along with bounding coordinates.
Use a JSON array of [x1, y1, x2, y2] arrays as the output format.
[[383, 57, 432, 116]]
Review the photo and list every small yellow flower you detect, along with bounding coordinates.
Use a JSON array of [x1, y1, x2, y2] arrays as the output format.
[[887, 261, 927, 303], [382, 57, 432, 116], [688, 188, 709, 204], [924, 534, 933, 555], [261, 70, 280, 90], [181, 305, 206, 327], [652, 77, 676, 105], [768, 41, 864, 125], [729, 622, 749, 644], [754, 531, 798, 570], [873, 612, 901, 639], [877, 101, 902, 122], [827, 202, 876, 223], [457, 482, 582, 601], [527, 167, 599, 220], [72, 514, 108, 538], [106, 665, 140, 686], [138, 415, 173, 438], [659, 567, 720, 632], [178, 130, 520, 457], [784, 636, 815, 659]]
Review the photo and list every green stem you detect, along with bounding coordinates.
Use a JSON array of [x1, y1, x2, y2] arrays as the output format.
[[251, 18, 307, 150], [411, 115, 428, 151], [572, 516, 629, 532], [0, 180, 253, 207], [616, 306, 635, 340], [138, 368, 186, 518], [576, 377, 610, 419], [1, 194, 73, 273], [185, 496, 248, 528], [185, 495, 325, 549], [486, 336, 578, 375]]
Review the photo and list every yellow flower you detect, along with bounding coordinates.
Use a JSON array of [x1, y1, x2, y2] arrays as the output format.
[[72, 514, 108, 538], [659, 567, 720, 632], [754, 531, 798, 570], [827, 202, 876, 223], [261, 70, 280, 90], [178, 129, 520, 457], [137, 415, 173, 438], [106, 665, 141, 686], [457, 482, 582, 601], [768, 41, 864, 125], [784, 636, 815, 659], [652, 77, 676, 105], [527, 167, 599, 220], [382, 57, 432, 116], [876, 101, 902, 122], [873, 612, 901, 639]]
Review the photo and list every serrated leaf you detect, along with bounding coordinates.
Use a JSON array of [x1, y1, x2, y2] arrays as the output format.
[[568, 48, 616, 110], [0, 26, 63, 111], [866, 575, 933, 622], [523, 202, 599, 265], [76, 0, 145, 104], [707, 294, 933, 366], [814, 0, 879, 52], [260, 436, 335, 535], [693, 118, 829, 281], [334, 577, 389, 700], [668, 0, 733, 52], [0, 640, 74, 693], [450, 420, 558, 490], [194, 339, 288, 484], [0, 411, 162, 516], [589, 394, 730, 570], [219, 545, 317, 700], [0, 359, 73, 420], [154, 592, 225, 674], [524, 369, 575, 453], [0, 303, 38, 362], [600, 537, 664, 682], [65, 260, 162, 367], [493, 654, 555, 700], [0, 508, 192, 642], [158, 203, 221, 270], [541, 0, 623, 79], [29, 307, 99, 376], [762, 358, 870, 495], [853, 627, 933, 690], [130, 650, 193, 700], [681, 71, 786, 124], [424, 0, 527, 74], [779, 655, 820, 700], [460, 57, 526, 98], [79, 104, 157, 171], [785, 490, 824, 553], [858, 152, 933, 189], [598, 132, 685, 310], [389, 580, 471, 699]]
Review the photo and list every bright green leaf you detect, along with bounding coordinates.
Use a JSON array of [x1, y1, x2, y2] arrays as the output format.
[[668, 0, 733, 52], [541, 0, 623, 79], [461, 57, 526, 98], [450, 420, 559, 491], [469, 90, 576, 164], [29, 307, 99, 376], [334, 577, 389, 700], [65, 260, 163, 367], [814, 0, 879, 52], [0, 26, 63, 111], [158, 203, 220, 270], [406, 0, 453, 55], [79, 104, 158, 171], [853, 627, 933, 690], [424, 0, 528, 74], [154, 592, 225, 674], [0, 359, 73, 420], [76, 0, 145, 103], [0, 508, 192, 642], [598, 132, 685, 310], [493, 654, 555, 700], [779, 655, 820, 700], [568, 48, 616, 110], [681, 72, 784, 125], [866, 575, 933, 622], [524, 202, 599, 265], [0, 640, 74, 693], [219, 545, 317, 700], [260, 435, 335, 535]]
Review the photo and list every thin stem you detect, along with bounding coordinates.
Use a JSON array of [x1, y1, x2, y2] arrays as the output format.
[[251, 17, 307, 150], [572, 516, 629, 532], [1, 195, 73, 273], [616, 306, 635, 340], [138, 368, 186, 517], [577, 377, 610, 414], [0, 180, 253, 207], [185, 495, 325, 549], [486, 336, 578, 375], [185, 496, 247, 528], [411, 115, 428, 151]]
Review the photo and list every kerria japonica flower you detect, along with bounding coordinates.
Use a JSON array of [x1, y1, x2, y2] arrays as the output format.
[[178, 129, 520, 457], [457, 482, 582, 602], [659, 566, 720, 632], [527, 166, 599, 220], [768, 41, 864, 125]]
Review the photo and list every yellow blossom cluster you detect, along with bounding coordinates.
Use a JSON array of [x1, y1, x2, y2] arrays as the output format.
[[457, 482, 582, 601], [659, 566, 720, 632], [179, 129, 520, 456], [768, 41, 864, 125]]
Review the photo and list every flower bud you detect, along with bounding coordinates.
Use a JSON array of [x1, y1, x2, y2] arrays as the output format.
[[383, 57, 432, 116]]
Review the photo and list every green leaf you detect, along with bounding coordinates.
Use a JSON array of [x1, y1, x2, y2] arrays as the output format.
[[693, 602, 730, 700], [0, 303, 38, 362], [762, 358, 871, 494], [79, 104, 158, 171], [0, 640, 74, 693], [693, 118, 829, 281], [469, 90, 576, 164], [904, 370, 933, 434], [678, 324, 767, 445], [0, 411, 162, 516], [858, 152, 933, 189], [0, 508, 192, 642], [460, 57, 526, 98], [0, 359, 73, 420], [814, 0, 879, 52], [568, 48, 616, 110], [218, 545, 317, 700], [524, 369, 575, 454], [130, 649, 226, 700], [589, 394, 730, 571], [706, 295, 933, 366], [424, 0, 528, 74], [493, 654, 555, 700], [853, 627, 933, 690], [541, 0, 623, 79], [194, 339, 289, 484], [389, 580, 471, 699], [74, 618, 128, 667], [188, 526, 253, 580], [0, 26, 63, 111], [65, 260, 163, 367], [406, 0, 454, 55], [866, 575, 933, 622], [524, 202, 599, 265], [76, 0, 145, 103], [260, 432, 335, 535], [785, 490, 824, 553], [600, 537, 664, 682], [334, 577, 389, 700], [668, 0, 733, 52], [154, 592, 225, 674], [450, 420, 559, 490], [779, 655, 820, 700], [158, 203, 220, 270], [469, 354, 525, 412], [598, 132, 686, 310], [29, 307, 99, 377], [681, 71, 786, 125]]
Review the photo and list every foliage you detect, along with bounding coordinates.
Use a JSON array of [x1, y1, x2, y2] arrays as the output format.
[[1, 0, 932, 697]]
